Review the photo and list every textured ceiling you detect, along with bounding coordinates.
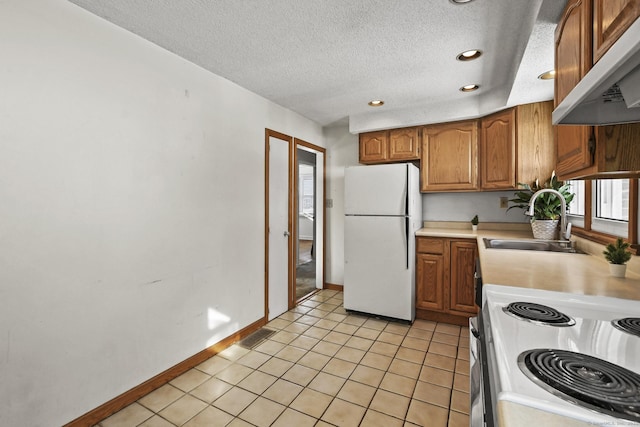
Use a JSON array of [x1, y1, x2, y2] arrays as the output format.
[[67, 0, 567, 132]]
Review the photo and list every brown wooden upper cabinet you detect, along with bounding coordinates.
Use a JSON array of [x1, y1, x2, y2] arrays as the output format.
[[555, 0, 594, 179], [421, 120, 478, 192], [556, 0, 592, 107], [480, 102, 555, 189], [593, 0, 640, 63], [359, 131, 388, 163], [514, 102, 557, 187], [555, 0, 640, 180], [358, 102, 555, 191], [480, 108, 516, 190], [359, 127, 420, 164]]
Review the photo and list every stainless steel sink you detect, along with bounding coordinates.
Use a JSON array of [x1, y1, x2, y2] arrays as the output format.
[[483, 238, 585, 254]]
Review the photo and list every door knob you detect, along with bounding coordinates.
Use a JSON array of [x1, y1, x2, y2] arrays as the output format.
[[283, 231, 290, 237]]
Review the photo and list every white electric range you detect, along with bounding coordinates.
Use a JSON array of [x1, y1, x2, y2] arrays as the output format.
[[473, 284, 640, 427]]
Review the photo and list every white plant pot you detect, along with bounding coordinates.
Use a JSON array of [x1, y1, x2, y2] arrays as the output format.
[[531, 219, 559, 240], [471, 225, 478, 232], [609, 263, 627, 278]]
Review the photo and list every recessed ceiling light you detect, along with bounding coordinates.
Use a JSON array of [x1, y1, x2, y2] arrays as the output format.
[[450, 0, 475, 3], [368, 100, 384, 107], [457, 50, 482, 61], [460, 84, 480, 92], [538, 70, 556, 80]]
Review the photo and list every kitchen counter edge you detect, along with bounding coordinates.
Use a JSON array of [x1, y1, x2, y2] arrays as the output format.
[[416, 227, 640, 301]]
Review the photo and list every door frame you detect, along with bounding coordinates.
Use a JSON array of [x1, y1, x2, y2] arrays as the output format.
[[264, 129, 327, 320], [293, 138, 326, 307], [264, 129, 294, 321]]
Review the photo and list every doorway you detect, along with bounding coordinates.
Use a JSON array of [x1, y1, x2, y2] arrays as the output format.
[[296, 150, 317, 300], [264, 129, 325, 321], [294, 140, 325, 303]]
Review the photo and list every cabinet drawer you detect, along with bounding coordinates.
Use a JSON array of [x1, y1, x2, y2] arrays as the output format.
[[417, 237, 444, 254]]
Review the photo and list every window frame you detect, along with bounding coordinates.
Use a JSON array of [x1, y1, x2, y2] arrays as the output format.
[[568, 179, 638, 249]]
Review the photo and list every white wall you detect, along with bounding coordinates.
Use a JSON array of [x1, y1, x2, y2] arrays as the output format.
[[0, 2, 323, 426], [423, 192, 529, 223], [324, 125, 359, 286]]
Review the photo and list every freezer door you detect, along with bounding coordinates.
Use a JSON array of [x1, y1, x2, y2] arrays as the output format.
[[345, 164, 408, 216], [344, 215, 415, 321]]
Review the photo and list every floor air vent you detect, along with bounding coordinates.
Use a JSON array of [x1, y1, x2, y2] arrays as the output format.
[[237, 328, 276, 349]]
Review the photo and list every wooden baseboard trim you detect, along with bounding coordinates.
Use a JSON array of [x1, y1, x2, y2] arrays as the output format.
[[64, 316, 267, 427], [416, 309, 470, 327], [324, 282, 343, 292]]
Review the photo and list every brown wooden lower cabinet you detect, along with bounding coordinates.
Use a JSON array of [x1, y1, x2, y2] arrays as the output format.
[[416, 237, 478, 326]]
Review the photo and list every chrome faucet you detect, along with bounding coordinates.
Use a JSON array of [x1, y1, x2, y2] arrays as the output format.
[[528, 188, 571, 241]]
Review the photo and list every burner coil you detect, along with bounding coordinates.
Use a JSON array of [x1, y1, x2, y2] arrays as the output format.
[[519, 349, 640, 423], [612, 318, 640, 337], [503, 302, 575, 326]]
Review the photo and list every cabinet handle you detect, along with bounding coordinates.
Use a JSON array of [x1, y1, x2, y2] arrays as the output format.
[[588, 132, 596, 160]]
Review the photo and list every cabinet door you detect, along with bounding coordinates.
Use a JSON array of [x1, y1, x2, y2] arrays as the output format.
[[359, 131, 388, 164], [389, 127, 420, 161], [595, 124, 640, 173], [555, 0, 594, 179], [516, 101, 555, 186], [593, 0, 640, 63], [480, 108, 516, 190], [555, 0, 592, 105], [421, 121, 478, 192], [556, 126, 595, 179], [449, 240, 478, 315], [416, 253, 444, 311]]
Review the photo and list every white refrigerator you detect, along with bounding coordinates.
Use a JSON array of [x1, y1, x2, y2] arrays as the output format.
[[343, 163, 422, 322]]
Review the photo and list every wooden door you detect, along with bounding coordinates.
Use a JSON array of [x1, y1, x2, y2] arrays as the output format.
[[449, 240, 478, 315], [389, 127, 420, 161], [421, 121, 478, 192], [266, 130, 293, 320], [555, 0, 594, 179], [359, 131, 388, 163], [416, 253, 445, 311], [480, 108, 516, 190], [593, 0, 640, 63]]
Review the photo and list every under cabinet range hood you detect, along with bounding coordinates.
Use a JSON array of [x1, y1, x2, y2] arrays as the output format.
[[553, 17, 640, 125]]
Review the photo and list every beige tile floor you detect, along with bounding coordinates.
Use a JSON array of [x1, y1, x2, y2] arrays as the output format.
[[96, 290, 471, 427]]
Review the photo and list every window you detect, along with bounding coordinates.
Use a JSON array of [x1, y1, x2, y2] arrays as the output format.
[[299, 165, 314, 215], [593, 179, 629, 237], [596, 179, 629, 221], [567, 179, 637, 244], [567, 180, 585, 216]]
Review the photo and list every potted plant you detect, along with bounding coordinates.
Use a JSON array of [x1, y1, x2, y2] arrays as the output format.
[[471, 215, 479, 232], [508, 172, 574, 240], [603, 238, 632, 278]]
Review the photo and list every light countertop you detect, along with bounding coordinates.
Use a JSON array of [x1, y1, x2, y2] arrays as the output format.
[[416, 224, 640, 301]]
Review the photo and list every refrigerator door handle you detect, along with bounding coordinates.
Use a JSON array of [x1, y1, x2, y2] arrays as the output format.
[[404, 165, 409, 216], [405, 216, 410, 269], [404, 165, 410, 270]]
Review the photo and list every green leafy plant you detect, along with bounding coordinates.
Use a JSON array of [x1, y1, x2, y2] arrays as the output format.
[[471, 215, 479, 225], [508, 172, 575, 220], [603, 238, 632, 265]]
